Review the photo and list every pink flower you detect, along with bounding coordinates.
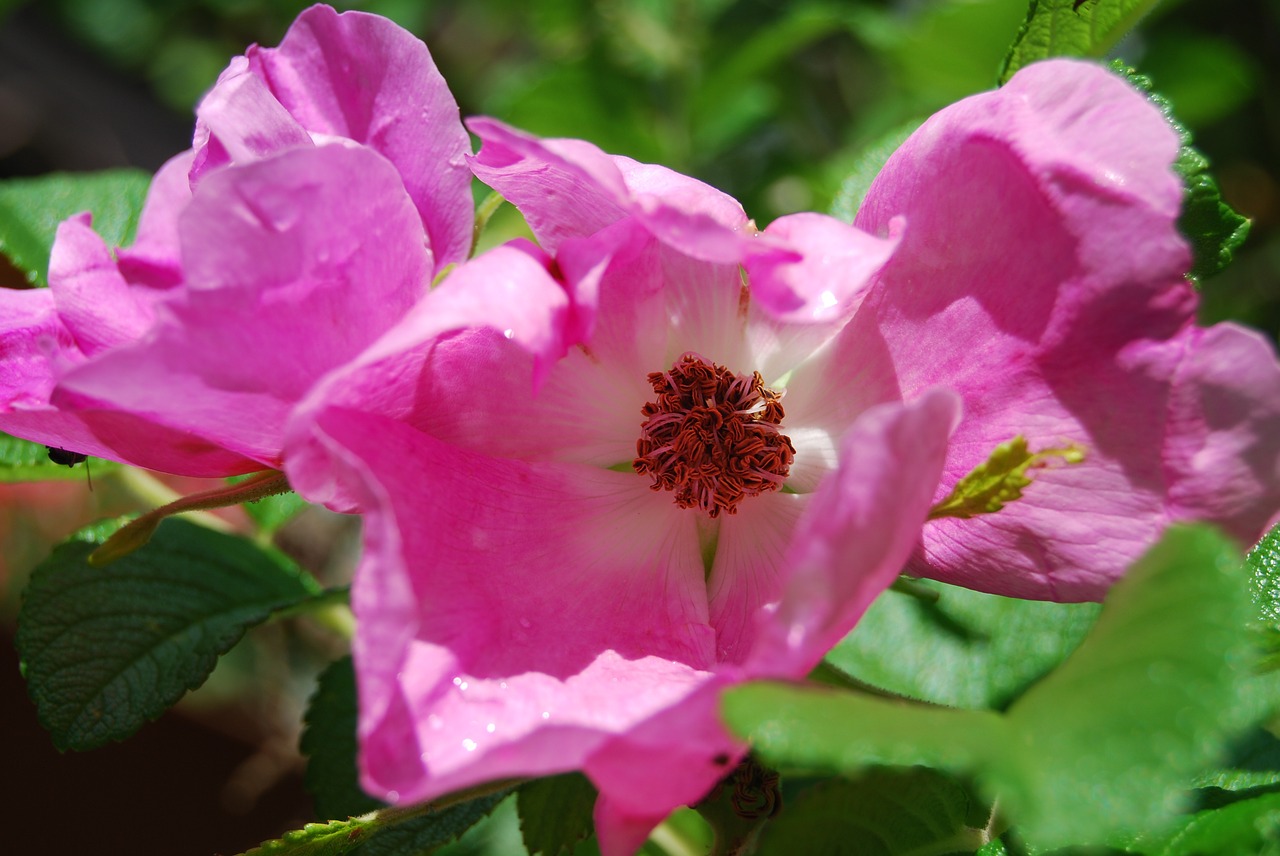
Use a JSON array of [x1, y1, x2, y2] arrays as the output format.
[[282, 58, 1280, 852], [0, 4, 470, 476]]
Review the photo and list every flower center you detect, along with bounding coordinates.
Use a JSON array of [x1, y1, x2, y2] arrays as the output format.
[[633, 353, 795, 517]]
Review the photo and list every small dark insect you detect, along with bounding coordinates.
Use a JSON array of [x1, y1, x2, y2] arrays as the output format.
[[1074, 0, 1090, 9], [46, 446, 88, 467]]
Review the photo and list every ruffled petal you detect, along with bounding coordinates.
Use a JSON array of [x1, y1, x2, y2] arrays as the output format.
[[115, 150, 194, 288], [58, 144, 430, 467], [848, 59, 1278, 599], [193, 67, 313, 171], [748, 390, 960, 676], [300, 406, 717, 804], [247, 4, 473, 270], [48, 214, 155, 355]]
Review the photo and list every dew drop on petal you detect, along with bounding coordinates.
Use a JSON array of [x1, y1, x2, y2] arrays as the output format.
[[499, 681, 508, 690], [462, 738, 478, 752], [427, 714, 443, 730], [486, 722, 496, 733], [541, 711, 550, 720], [386, 790, 400, 802], [503, 328, 515, 339]]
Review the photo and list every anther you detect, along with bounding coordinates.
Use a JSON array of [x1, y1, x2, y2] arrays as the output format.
[[633, 354, 794, 517]]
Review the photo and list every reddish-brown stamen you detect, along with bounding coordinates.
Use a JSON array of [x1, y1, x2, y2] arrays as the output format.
[[633, 353, 794, 517]]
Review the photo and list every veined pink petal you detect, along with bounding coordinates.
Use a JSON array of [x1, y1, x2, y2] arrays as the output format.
[[850, 58, 1279, 599], [0, 291, 257, 472], [466, 117, 633, 253], [194, 70, 313, 171], [48, 214, 155, 355], [303, 406, 717, 804], [56, 144, 430, 467], [247, 3, 473, 271], [285, 239, 588, 507]]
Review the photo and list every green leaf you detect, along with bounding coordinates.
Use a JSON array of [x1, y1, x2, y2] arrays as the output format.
[[726, 525, 1255, 848], [358, 792, 511, 856], [243, 818, 374, 856], [998, 0, 1162, 84], [826, 579, 1099, 709], [999, 526, 1254, 848], [0, 169, 150, 288], [240, 792, 512, 856], [1247, 522, 1280, 628], [1100, 62, 1248, 284], [303, 657, 384, 820], [829, 120, 921, 223], [1194, 728, 1280, 802], [16, 518, 322, 751], [0, 432, 120, 482], [754, 768, 986, 855], [1124, 792, 1280, 855], [517, 773, 598, 856]]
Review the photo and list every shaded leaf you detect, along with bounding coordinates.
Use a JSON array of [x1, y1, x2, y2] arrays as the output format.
[[755, 767, 985, 855], [518, 773, 598, 856], [17, 518, 321, 750], [302, 657, 383, 821]]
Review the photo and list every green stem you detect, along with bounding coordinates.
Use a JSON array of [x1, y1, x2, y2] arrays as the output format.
[[90, 470, 290, 566], [471, 190, 507, 256]]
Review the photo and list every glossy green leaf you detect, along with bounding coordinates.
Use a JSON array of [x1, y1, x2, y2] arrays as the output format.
[[0, 169, 150, 288], [518, 773, 598, 856], [755, 768, 986, 855], [0, 432, 120, 482], [1247, 522, 1280, 628], [999, 0, 1163, 84], [827, 580, 1099, 710], [16, 518, 322, 750], [240, 792, 511, 856], [1123, 792, 1280, 855], [302, 657, 383, 821], [728, 525, 1254, 848], [1000, 526, 1254, 848], [358, 792, 510, 856]]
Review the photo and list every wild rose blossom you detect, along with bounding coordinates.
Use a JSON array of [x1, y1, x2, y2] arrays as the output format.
[[0, 4, 470, 476], [283, 58, 1280, 852]]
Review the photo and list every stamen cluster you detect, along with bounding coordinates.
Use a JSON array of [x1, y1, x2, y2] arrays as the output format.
[[634, 353, 795, 517]]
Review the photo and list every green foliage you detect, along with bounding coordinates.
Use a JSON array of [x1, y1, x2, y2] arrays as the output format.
[[826, 579, 1099, 710], [239, 793, 511, 856], [0, 431, 119, 482], [725, 525, 1258, 849], [999, 0, 1163, 84], [1248, 522, 1280, 628], [1121, 792, 1280, 855], [517, 773, 599, 856], [303, 657, 384, 821], [755, 767, 985, 855], [16, 518, 321, 750], [0, 169, 150, 288]]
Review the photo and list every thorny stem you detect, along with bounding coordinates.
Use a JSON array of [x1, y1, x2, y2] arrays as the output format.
[[90, 470, 291, 566]]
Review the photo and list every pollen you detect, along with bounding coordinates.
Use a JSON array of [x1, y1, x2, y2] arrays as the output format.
[[633, 353, 795, 517]]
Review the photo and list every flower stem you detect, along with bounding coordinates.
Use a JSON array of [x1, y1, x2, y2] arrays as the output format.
[[90, 470, 290, 566]]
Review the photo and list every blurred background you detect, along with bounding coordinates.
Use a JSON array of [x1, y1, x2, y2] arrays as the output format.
[[1, 0, 1277, 853]]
